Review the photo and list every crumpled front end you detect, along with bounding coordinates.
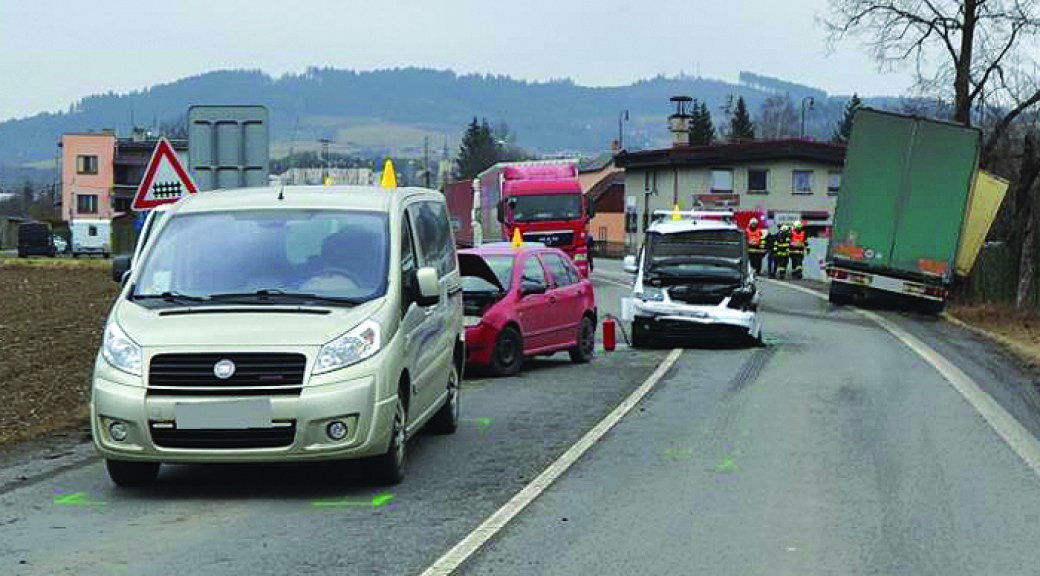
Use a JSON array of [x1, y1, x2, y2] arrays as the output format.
[[629, 283, 762, 343]]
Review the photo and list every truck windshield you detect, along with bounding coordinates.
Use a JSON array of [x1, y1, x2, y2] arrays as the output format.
[[646, 229, 743, 280], [512, 194, 583, 222], [131, 210, 389, 304]]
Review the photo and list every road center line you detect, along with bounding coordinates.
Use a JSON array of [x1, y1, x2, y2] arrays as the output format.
[[417, 347, 683, 576], [767, 279, 1040, 480]]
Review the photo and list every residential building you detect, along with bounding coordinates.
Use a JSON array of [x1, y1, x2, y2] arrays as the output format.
[[60, 129, 188, 222], [614, 139, 846, 238], [578, 153, 627, 255]]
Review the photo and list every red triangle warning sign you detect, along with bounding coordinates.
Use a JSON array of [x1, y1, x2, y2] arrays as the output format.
[[132, 137, 198, 211]]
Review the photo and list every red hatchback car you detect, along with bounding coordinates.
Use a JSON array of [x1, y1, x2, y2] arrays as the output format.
[[459, 242, 597, 375]]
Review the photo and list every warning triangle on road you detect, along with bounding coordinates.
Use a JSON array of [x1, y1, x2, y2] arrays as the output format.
[[132, 137, 198, 211]]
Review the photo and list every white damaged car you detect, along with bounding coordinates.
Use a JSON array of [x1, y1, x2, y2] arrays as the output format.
[[622, 211, 762, 347]]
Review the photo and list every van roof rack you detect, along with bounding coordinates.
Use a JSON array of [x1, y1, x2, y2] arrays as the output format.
[[650, 210, 735, 223]]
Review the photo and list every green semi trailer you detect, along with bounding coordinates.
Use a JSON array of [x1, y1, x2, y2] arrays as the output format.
[[826, 108, 1009, 313]]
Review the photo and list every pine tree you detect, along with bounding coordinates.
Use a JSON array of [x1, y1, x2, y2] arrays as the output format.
[[729, 96, 755, 141], [689, 101, 715, 146], [832, 94, 862, 145], [455, 117, 499, 179]]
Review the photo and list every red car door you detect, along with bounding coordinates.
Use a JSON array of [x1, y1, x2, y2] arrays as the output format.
[[514, 254, 555, 352], [540, 252, 586, 348]]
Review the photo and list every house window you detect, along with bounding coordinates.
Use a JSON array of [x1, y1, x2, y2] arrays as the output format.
[[711, 170, 733, 192], [828, 171, 842, 195], [598, 226, 608, 242], [793, 170, 814, 194], [77, 194, 98, 214], [112, 196, 132, 213], [76, 155, 98, 175], [748, 169, 768, 194]]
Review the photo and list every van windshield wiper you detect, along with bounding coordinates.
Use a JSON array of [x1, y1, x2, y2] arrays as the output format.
[[131, 291, 210, 304], [205, 290, 364, 306]]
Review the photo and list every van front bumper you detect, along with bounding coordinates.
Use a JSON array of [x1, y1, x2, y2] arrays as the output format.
[[91, 374, 395, 463]]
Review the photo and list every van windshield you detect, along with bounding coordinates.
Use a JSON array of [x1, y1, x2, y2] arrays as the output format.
[[131, 210, 389, 304]]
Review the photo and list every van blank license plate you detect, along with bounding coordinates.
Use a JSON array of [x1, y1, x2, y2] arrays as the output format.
[[175, 399, 272, 430]]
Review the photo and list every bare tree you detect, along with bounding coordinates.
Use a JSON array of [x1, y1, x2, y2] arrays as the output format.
[[755, 94, 799, 139], [824, 0, 1040, 161]]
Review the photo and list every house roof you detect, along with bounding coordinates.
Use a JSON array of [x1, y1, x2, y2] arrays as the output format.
[[615, 139, 846, 170], [578, 152, 615, 173], [587, 171, 624, 203]]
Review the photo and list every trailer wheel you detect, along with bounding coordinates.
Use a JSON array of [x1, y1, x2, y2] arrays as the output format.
[[828, 283, 853, 306], [920, 299, 946, 315]]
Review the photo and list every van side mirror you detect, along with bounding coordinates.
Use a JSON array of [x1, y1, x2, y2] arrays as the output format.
[[587, 196, 596, 218], [623, 255, 638, 274], [112, 255, 131, 284], [415, 267, 440, 306], [496, 199, 506, 223]]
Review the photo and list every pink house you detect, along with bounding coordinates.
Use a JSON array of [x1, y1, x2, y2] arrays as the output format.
[[61, 132, 116, 222]]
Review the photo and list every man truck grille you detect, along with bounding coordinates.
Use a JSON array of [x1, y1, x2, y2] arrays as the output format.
[[523, 231, 574, 247]]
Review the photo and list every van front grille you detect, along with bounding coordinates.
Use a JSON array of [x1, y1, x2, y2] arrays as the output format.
[[149, 353, 306, 388]]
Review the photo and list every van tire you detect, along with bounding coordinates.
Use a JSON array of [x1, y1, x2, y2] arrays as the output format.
[[428, 364, 460, 434], [568, 316, 595, 363], [490, 326, 523, 376], [371, 396, 406, 485], [106, 460, 160, 487]]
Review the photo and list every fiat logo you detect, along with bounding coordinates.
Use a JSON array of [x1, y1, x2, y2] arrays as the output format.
[[213, 359, 236, 380]]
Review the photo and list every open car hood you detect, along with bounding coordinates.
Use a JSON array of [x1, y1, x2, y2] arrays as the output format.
[[459, 253, 506, 292]]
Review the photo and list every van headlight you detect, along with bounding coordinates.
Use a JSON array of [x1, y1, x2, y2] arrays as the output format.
[[638, 286, 666, 302], [102, 322, 142, 375], [315, 320, 382, 374]]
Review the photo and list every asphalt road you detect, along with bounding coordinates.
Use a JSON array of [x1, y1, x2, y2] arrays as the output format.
[[0, 268, 659, 576], [6, 262, 1040, 575], [451, 274, 1040, 575]]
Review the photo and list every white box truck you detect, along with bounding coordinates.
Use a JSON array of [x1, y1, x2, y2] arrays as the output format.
[[71, 219, 112, 258]]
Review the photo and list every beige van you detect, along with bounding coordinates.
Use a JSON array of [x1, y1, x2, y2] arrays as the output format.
[[92, 186, 464, 486]]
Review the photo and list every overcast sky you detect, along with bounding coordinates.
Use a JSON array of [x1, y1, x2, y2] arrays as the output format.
[[0, 0, 916, 122]]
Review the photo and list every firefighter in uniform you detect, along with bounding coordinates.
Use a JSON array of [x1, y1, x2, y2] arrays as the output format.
[[774, 224, 791, 279], [745, 218, 765, 274], [765, 228, 777, 278], [789, 221, 807, 280]]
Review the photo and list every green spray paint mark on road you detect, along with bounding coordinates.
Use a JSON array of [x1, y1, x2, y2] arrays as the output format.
[[714, 440, 740, 473], [462, 417, 492, 430], [53, 491, 106, 507], [664, 446, 694, 460], [311, 491, 395, 508], [715, 456, 739, 473]]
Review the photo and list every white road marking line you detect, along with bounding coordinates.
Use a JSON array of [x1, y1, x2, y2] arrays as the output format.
[[766, 279, 1040, 480], [417, 348, 683, 576]]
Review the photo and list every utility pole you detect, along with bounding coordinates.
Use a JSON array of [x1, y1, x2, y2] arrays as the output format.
[[618, 110, 629, 150], [319, 138, 331, 183], [800, 97, 815, 140], [423, 136, 431, 188]]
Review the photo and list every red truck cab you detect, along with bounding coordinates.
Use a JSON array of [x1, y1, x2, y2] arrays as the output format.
[[493, 164, 593, 277]]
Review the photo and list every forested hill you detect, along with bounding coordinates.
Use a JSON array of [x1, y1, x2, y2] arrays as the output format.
[[0, 67, 899, 169]]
